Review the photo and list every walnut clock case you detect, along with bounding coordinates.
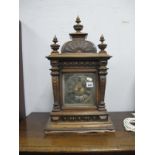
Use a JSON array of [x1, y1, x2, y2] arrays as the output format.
[[45, 17, 115, 133]]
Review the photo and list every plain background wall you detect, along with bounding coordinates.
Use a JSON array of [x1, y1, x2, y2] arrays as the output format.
[[19, 0, 135, 116]]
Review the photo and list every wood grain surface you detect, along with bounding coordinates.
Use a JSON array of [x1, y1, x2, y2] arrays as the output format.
[[19, 112, 135, 155]]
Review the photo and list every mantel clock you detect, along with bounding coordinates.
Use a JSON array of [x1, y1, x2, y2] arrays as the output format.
[[45, 17, 115, 133]]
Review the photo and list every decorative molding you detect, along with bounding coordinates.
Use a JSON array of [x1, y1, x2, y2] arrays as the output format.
[[98, 60, 108, 110], [61, 39, 97, 53], [51, 115, 108, 122], [61, 16, 97, 53], [98, 60, 108, 76], [61, 60, 98, 66], [50, 60, 61, 111]]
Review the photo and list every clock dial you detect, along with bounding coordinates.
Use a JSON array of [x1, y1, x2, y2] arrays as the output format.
[[63, 73, 96, 106]]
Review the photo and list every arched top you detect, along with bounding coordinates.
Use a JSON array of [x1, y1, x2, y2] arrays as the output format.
[[61, 17, 97, 53], [61, 39, 97, 53]]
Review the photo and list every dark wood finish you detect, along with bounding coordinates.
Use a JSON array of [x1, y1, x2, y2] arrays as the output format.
[[45, 17, 114, 133], [98, 34, 107, 54], [50, 60, 61, 112], [19, 21, 26, 121], [19, 112, 135, 155], [98, 60, 108, 111], [46, 53, 113, 133], [61, 16, 97, 53]]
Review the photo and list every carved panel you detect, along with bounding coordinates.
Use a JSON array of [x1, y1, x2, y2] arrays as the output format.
[[50, 60, 61, 111], [51, 114, 108, 122], [98, 60, 108, 111], [60, 60, 98, 67], [61, 39, 97, 53]]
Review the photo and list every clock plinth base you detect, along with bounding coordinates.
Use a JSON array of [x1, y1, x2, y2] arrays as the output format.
[[44, 110, 115, 134]]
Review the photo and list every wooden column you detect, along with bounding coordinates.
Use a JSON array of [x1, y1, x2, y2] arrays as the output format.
[[50, 60, 61, 111], [47, 36, 61, 112], [97, 34, 110, 111], [98, 60, 108, 111]]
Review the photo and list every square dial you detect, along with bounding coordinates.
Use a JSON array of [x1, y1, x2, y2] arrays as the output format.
[[63, 73, 96, 106]]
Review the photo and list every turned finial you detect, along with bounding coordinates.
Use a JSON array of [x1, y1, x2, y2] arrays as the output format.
[[76, 16, 81, 24], [53, 35, 58, 44], [50, 35, 60, 53], [73, 16, 83, 32], [98, 34, 107, 53], [100, 34, 105, 43]]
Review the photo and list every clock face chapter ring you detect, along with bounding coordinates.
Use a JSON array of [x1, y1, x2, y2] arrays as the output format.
[[63, 73, 96, 106]]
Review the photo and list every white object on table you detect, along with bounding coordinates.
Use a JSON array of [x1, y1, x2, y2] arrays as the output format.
[[123, 113, 135, 132]]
